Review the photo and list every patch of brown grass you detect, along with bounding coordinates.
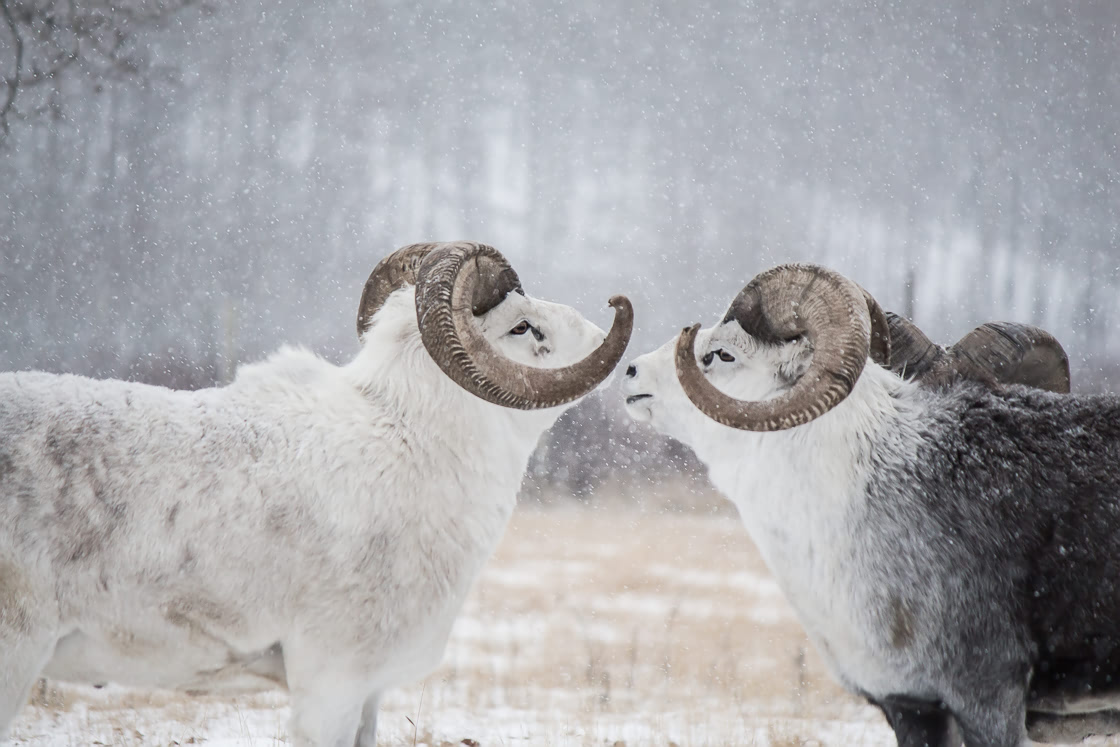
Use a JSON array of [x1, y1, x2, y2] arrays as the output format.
[[394, 504, 861, 740]]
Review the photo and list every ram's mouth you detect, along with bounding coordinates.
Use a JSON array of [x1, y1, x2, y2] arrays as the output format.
[[626, 394, 653, 405]]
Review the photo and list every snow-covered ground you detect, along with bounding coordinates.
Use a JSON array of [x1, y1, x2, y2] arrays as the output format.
[[9, 506, 899, 746]]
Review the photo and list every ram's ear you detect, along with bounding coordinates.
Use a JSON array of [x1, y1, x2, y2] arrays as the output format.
[[775, 336, 813, 387]]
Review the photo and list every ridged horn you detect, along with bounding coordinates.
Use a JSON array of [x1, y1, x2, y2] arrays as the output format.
[[884, 312, 947, 380], [862, 289, 892, 368], [951, 322, 1071, 393], [885, 313, 1070, 393], [675, 263, 874, 431], [356, 243, 439, 340], [415, 242, 634, 409]]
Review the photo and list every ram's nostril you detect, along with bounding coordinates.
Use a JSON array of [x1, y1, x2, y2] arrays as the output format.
[[625, 364, 637, 378]]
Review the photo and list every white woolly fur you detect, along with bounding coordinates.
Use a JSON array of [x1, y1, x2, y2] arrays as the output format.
[[0, 285, 607, 747], [623, 322, 922, 697]]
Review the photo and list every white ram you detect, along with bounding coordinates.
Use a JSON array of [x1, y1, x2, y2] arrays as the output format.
[[0, 241, 633, 747]]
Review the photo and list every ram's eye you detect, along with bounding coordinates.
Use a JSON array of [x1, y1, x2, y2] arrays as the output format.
[[718, 350, 736, 363], [701, 351, 715, 366], [510, 321, 531, 336]]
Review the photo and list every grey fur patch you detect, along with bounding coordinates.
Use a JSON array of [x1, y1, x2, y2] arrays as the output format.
[[0, 560, 34, 634], [61, 525, 104, 565], [44, 425, 74, 469], [265, 505, 290, 536], [90, 478, 126, 520], [165, 596, 243, 635], [265, 503, 319, 541], [180, 545, 197, 573], [888, 595, 916, 649], [44, 430, 130, 566], [855, 382, 1120, 739], [54, 492, 118, 565], [166, 502, 181, 528]]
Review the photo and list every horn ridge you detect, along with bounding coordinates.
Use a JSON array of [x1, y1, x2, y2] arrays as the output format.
[[415, 243, 634, 409], [676, 264, 873, 431]]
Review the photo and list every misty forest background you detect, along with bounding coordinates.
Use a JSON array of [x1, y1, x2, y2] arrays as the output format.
[[2, 0, 1118, 500]]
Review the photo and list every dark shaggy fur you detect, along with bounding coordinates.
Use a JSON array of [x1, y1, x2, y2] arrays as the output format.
[[858, 382, 1120, 745]]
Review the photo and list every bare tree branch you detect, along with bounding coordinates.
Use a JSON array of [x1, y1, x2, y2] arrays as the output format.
[[0, 0, 24, 138], [0, 0, 202, 143]]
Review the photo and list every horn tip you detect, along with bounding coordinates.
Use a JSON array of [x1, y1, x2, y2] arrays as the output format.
[[675, 325, 702, 374], [678, 324, 701, 346], [608, 294, 632, 310]]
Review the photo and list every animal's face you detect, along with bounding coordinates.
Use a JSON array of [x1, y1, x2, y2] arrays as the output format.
[[479, 291, 608, 372], [623, 320, 811, 446], [360, 286, 612, 438], [357, 242, 632, 418]]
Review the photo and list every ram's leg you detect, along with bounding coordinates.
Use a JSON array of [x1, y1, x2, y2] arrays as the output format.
[[873, 695, 960, 747], [353, 692, 381, 747], [0, 559, 59, 742], [285, 671, 370, 747], [283, 643, 373, 747], [0, 625, 57, 741], [944, 685, 1027, 747]]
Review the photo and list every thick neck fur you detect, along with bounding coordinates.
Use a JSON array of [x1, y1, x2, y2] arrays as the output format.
[[695, 363, 909, 541], [342, 289, 560, 483], [218, 290, 563, 572], [688, 363, 921, 689]]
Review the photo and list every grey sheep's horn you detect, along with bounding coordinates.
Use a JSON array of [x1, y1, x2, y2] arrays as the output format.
[[356, 243, 440, 340], [884, 312, 946, 381], [885, 312, 1070, 393], [952, 322, 1070, 393], [861, 288, 892, 368], [415, 242, 634, 409], [675, 263, 877, 431]]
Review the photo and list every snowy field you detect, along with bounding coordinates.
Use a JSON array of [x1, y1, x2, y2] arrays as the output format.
[[11, 505, 904, 746]]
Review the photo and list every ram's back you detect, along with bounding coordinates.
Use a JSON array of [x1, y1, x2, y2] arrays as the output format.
[[873, 383, 1120, 703], [0, 361, 411, 689], [4, 370, 266, 572], [988, 388, 1120, 703], [2, 371, 205, 558]]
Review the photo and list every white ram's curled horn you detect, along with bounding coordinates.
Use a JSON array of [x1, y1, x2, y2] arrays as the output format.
[[414, 242, 635, 410], [356, 243, 441, 340]]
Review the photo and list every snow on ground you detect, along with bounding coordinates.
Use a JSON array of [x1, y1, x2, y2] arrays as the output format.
[[9, 505, 903, 746]]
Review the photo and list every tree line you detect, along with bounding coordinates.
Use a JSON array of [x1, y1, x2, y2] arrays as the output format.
[[2, 0, 1118, 496]]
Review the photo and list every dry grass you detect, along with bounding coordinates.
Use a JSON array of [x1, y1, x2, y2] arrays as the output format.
[[527, 475, 736, 516], [398, 507, 857, 718], [11, 504, 891, 746]]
